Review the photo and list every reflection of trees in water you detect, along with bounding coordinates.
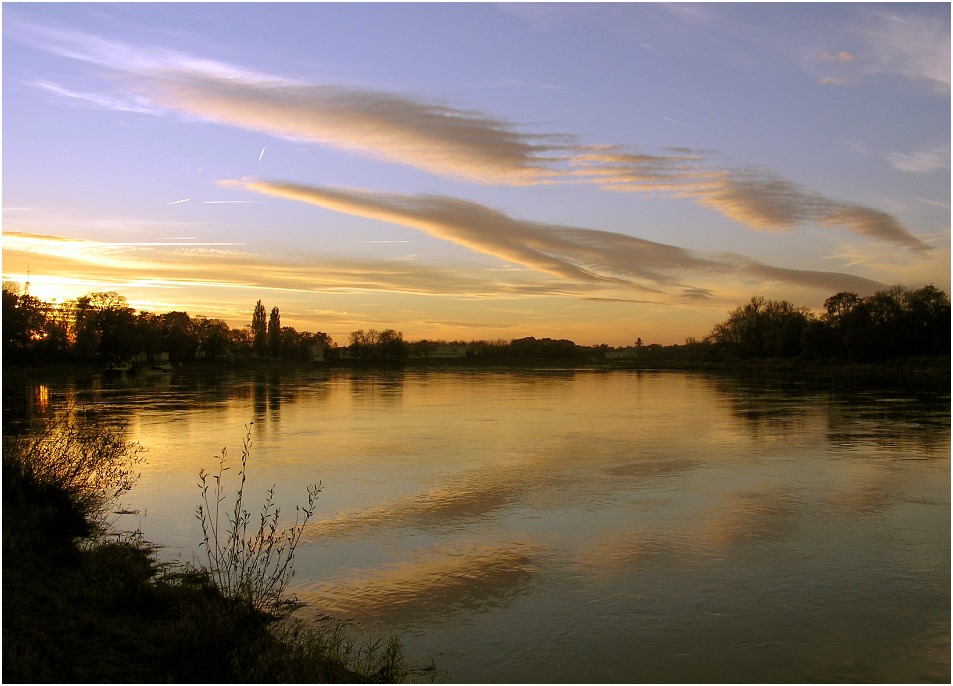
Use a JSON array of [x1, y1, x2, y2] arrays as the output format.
[[3, 378, 93, 435], [824, 394, 950, 453], [706, 375, 815, 437], [706, 374, 950, 452], [3, 369, 342, 441], [346, 371, 405, 408]]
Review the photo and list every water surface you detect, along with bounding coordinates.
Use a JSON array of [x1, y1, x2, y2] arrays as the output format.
[[5, 369, 949, 682]]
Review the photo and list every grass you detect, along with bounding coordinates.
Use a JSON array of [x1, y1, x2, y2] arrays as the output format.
[[2, 410, 410, 683]]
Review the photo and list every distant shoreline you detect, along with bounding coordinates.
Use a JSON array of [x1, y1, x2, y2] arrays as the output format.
[[3, 355, 949, 384]]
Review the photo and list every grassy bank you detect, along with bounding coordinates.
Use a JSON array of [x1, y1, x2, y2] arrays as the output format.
[[2, 411, 407, 683]]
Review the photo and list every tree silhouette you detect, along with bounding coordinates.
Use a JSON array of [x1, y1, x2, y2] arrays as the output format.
[[709, 297, 811, 358], [268, 306, 281, 359], [252, 300, 267, 359]]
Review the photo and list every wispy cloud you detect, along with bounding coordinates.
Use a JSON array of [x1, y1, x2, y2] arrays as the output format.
[[34, 80, 161, 114], [819, 50, 856, 64], [1, 230, 586, 300], [12, 22, 929, 250], [663, 3, 949, 95], [860, 9, 951, 93], [809, 10, 950, 94], [817, 76, 851, 87], [572, 153, 929, 251], [887, 144, 950, 174], [228, 180, 887, 298]]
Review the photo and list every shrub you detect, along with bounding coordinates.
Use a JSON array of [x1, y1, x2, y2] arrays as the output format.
[[2, 407, 144, 546]]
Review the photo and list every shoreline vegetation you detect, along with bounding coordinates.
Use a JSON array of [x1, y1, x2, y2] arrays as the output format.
[[3, 283, 949, 378], [2, 411, 410, 683]]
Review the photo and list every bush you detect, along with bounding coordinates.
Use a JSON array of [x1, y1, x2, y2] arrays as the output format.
[[2, 407, 144, 548]]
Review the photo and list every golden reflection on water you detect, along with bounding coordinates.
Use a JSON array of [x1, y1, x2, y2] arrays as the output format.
[[296, 541, 542, 623]]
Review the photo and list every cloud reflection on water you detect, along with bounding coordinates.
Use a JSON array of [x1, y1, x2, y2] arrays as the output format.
[[295, 541, 541, 623], [304, 460, 561, 541]]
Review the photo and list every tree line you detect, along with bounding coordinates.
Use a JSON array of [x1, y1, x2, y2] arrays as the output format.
[[706, 285, 949, 361], [2, 281, 948, 367], [1, 287, 332, 366]]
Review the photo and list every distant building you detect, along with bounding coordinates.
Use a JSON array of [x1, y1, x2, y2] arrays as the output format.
[[309, 342, 326, 362], [426, 344, 470, 359]]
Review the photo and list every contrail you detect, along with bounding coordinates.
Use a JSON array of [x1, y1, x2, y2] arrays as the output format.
[[259, 146, 266, 162], [167, 198, 191, 205]]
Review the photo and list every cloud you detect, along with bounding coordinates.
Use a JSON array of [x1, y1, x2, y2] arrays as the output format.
[[817, 76, 850, 87], [143, 72, 569, 185], [34, 80, 161, 114], [229, 179, 887, 298], [860, 9, 951, 93], [887, 145, 950, 174], [1, 230, 590, 301], [13, 22, 929, 250], [696, 172, 930, 251], [810, 10, 950, 94], [820, 50, 856, 63]]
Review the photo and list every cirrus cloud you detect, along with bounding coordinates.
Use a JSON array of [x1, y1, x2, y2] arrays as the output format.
[[13, 21, 930, 251], [227, 179, 887, 298]]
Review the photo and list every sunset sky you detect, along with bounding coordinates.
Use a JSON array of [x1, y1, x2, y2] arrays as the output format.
[[3, 3, 949, 346]]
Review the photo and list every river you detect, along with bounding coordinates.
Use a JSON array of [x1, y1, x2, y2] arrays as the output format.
[[4, 367, 949, 682]]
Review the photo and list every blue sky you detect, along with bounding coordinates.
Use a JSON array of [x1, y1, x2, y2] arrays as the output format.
[[3, 2, 949, 345]]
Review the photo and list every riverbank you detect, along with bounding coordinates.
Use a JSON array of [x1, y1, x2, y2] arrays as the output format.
[[4, 353, 950, 380], [604, 354, 951, 381], [1, 420, 407, 683]]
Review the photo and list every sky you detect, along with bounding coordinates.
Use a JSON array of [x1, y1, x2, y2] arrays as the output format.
[[2, 2, 950, 346]]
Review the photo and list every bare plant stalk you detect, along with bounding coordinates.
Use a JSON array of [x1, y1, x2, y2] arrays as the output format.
[[196, 424, 320, 616]]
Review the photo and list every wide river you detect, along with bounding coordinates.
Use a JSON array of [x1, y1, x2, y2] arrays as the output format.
[[5, 368, 950, 682]]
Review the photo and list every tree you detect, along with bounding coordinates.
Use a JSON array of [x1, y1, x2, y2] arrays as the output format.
[[267, 306, 281, 359], [161, 311, 198, 362], [903, 285, 950, 355], [709, 297, 812, 358], [135, 312, 163, 361], [378, 329, 406, 361], [252, 300, 267, 359], [72, 295, 101, 361], [2, 282, 48, 361], [193, 317, 232, 362], [230, 327, 254, 360], [823, 291, 862, 326], [70, 292, 137, 361], [348, 329, 379, 359], [40, 299, 74, 359]]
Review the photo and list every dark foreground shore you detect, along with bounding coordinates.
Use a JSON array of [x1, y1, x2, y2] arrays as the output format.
[[1, 427, 408, 683]]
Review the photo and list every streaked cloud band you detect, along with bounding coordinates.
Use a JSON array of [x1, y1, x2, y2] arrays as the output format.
[[14, 22, 930, 250], [230, 179, 886, 298]]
